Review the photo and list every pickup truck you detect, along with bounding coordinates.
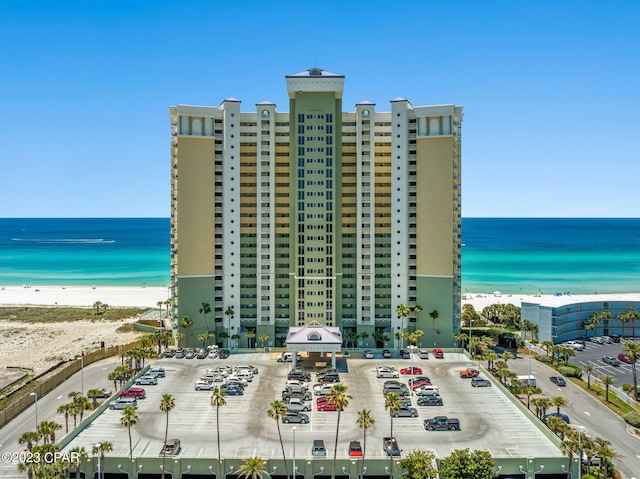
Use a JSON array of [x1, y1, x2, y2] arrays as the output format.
[[459, 368, 479, 378], [382, 437, 401, 456], [423, 416, 461, 431]]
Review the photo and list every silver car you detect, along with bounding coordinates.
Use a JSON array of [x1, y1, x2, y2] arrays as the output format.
[[391, 407, 418, 418], [135, 375, 158, 386]]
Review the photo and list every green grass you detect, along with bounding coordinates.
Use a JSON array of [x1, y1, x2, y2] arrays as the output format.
[[571, 377, 637, 416], [0, 306, 147, 323]]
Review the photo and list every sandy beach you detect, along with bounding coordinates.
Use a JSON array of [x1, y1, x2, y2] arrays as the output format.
[[0, 285, 168, 374], [0, 284, 169, 308]]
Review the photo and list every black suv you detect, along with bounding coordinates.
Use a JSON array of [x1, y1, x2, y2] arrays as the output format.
[[288, 371, 311, 382], [399, 349, 410, 359]]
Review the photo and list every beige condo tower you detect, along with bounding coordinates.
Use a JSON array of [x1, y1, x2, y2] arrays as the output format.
[[168, 68, 463, 350]]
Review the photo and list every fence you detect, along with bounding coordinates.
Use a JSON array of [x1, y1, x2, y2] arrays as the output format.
[[0, 340, 142, 429]]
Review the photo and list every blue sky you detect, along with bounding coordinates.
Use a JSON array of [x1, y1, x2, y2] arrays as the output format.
[[2, 1, 638, 218]]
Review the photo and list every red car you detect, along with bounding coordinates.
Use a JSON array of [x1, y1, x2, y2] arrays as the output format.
[[411, 380, 432, 390], [400, 367, 423, 375], [317, 401, 343, 412], [618, 353, 633, 364], [432, 348, 444, 359], [316, 394, 336, 405], [119, 387, 146, 399]]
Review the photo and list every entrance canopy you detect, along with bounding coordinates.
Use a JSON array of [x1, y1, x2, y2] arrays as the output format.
[[285, 322, 342, 368]]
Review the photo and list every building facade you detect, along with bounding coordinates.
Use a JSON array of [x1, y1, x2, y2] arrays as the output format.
[[168, 68, 463, 349]]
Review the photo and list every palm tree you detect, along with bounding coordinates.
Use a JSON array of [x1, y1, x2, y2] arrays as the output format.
[[92, 442, 113, 479], [623, 340, 640, 400], [57, 403, 73, 434], [584, 364, 595, 389], [225, 306, 235, 337], [87, 388, 105, 409], [70, 446, 88, 479], [37, 420, 62, 444], [551, 395, 568, 414], [396, 304, 410, 347], [267, 400, 290, 479], [179, 315, 193, 348], [198, 333, 209, 349], [258, 333, 269, 349], [245, 330, 256, 348], [356, 409, 375, 479], [559, 431, 580, 476], [594, 437, 619, 478], [200, 302, 212, 333], [330, 384, 351, 479], [384, 392, 401, 478], [93, 301, 103, 315], [237, 456, 268, 479], [175, 332, 185, 347], [160, 394, 176, 479], [601, 374, 616, 402], [428, 308, 438, 346], [120, 405, 139, 461], [211, 387, 227, 475], [18, 431, 40, 451], [413, 304, 422, 330]]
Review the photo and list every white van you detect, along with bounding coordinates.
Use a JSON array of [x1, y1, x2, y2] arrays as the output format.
[[516, 375, 537, 387], [277, 352, 302, 363]]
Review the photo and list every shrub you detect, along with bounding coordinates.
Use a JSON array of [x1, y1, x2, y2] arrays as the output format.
[[558, 366, 582, 378], [582, 474, 597, 479], [536, 355, 553, 364], [624, 410, 640, 427], [622, 384, 632, 393]]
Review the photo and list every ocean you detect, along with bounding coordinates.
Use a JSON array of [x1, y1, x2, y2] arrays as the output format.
[[0, 218, 639, 294]]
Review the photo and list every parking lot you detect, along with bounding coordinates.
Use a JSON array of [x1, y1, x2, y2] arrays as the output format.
[[64, 351, 562, 461], [562, 338, 640, 386]]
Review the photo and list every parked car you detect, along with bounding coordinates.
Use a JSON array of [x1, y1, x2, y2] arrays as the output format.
[[283, 390, 313, 401], [423, 416, 460, 431], [135, 375, 158, 386], [194, 380, 215, 391], [391, 407, 418, 418], [317, 401, 343, 412], [164, 349, 176, 358], [471, 377, 491, 387], [174, 348, 185, 358], [602, 356, 621, 366], [399, 349, 410, 359], [312, 440, 326, 457], [610, 334, 621, 343], [417, 348, 429, 359], [93, 387, 112, 398], [376, 367, 400, 379], [590, 336, 605, 344], [400, 366, 423, 375], [363, 350, 374, 359], [459, 368, 479, 378], [320, 374, 341, 383], [399, 397, 413, 408], [160, 439, 181, 456], [317, 367, 338, 378], [417, 396, 443, 406], [618, 353, 633, 364], [196, 348, 208, 359], [383, 437, 401, 457], [544, 412, 570, 423], [408, 376, 432, 387], [285, 398, 311, 412], [415, 386, 440, 396], [383, 384, 410, 396], [218, 349, 230, 359], [382, 349, 392, 358], [149, 367, 166, 378], [120, 387, 146, 399], [549, 376, 566, 386], [236, 365, 259, 375], [184, 349, 196, 359], [348, 441, 363, 457], [314, 385, 335, 397], [221, 386, 244, 396], [277, 352, 302, 363], [282, 412, 309, 424], [432, 348, 444, 359], [109, 397, 137, 410]]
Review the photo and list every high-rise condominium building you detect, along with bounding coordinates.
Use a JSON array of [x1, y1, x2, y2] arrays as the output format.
[[168, 68, 463, 349]]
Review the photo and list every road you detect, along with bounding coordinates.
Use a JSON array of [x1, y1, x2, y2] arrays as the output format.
[[0, 357, 123, 479], [508, 352, 640, 479]]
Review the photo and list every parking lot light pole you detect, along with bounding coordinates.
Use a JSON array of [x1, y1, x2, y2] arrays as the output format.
[[469, 320, 474, 355], [292, 426, 298, 479], [578, 426, 585, 479], [96, 443, 101, 479], [80, 352, 84, 396]]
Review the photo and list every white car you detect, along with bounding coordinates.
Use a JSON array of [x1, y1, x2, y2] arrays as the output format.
[[415, 385, 440, 396], [225, 376, 248, 387], [135, 375, 158, 386], [194, 380, 214, 391], [376, 367, 400, 378]]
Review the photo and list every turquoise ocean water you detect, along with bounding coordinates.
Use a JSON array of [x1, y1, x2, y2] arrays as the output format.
[[1, 218, 639, 294]]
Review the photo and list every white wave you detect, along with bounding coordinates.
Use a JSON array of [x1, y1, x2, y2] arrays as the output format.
[[10, 238, 116, 244]]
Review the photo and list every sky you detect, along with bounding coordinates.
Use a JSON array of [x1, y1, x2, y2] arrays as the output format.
[[2, 1, 639, 218]]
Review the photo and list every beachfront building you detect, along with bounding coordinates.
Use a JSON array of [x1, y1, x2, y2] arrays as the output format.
[[522, 293, 640, 343], [168, 68, 463, 349]]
